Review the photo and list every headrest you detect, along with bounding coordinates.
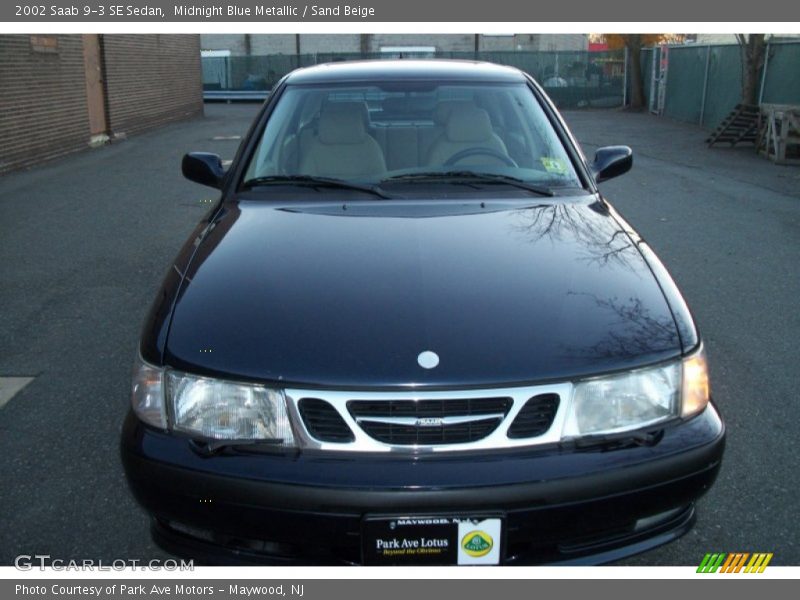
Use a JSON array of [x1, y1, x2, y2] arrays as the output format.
[[381, 97, 408, 114], [318, 102, 369, 145], [300, 94, 324, 123], [445, 106, 494, 143], [433, 100, 474, 126]]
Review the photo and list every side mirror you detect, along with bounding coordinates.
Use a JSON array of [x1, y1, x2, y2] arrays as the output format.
[[182, 152, 225, 189], [591, 146, 633, 183]]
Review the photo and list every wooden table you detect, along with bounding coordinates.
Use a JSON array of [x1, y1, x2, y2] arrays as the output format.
[[758, 104, 800, 165]]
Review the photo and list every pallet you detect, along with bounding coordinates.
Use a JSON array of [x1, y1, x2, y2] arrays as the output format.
[[706, 104, 760, 147]]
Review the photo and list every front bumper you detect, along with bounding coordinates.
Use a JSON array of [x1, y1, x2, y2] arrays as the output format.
[[120, 403, 725, 565]]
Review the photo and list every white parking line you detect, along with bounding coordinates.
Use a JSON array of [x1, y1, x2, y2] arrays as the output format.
[[0, 377, 34, 408]]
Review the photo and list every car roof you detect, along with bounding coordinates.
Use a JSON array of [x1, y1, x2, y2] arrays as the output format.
[[284, 59, 529, 85]]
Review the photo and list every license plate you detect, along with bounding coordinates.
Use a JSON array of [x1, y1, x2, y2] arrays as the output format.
[[362, 515, 503, 565]]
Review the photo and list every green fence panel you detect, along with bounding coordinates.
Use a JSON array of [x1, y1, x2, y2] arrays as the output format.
[[702, 44, 743, 129], [641, 48, 654, 108], [762, 42, 800, 105], [201, 56, 227, 90], [227, 54, 300, 90], [663, 46, 708, 124]]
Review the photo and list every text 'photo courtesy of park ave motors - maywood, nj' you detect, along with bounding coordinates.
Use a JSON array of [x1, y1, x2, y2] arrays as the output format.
[[15, 584, 304, 597]]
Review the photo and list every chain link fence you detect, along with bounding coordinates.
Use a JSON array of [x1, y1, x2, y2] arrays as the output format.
[[202, 50, 627, 109], [202, 43, 800, 129]]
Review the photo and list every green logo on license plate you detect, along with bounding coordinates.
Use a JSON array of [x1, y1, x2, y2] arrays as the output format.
[[461, 531, 493, 557]]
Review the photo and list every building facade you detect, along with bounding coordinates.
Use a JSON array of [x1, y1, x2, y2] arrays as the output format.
[[199, 34, 590, 56], [0, 34, 204, 173]]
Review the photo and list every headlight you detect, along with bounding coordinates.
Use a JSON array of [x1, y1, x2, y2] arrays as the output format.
[[131, 354, 167, 429], [166, 371, 294, 445], [562, 346, 710, 438], [563, 361, 680, 438]]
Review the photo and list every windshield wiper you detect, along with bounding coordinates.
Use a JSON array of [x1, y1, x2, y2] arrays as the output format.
[[242, 175, 393, 199], [382, 171, 555, 196]]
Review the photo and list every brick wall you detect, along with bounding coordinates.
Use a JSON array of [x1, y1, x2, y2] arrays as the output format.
[[102, 35, 204, 137], [200, 34, 298, 55], [198, 34, 591, 57], [200, 34, 362, 55], [251, 34, 297, 55], [299, 34, 362, 54], [200, 34, 250, 55], [367, 34, 477, 52], [0, 34, 204, 174], [0, 35, 90, 173], [536, 34, 589, 52]]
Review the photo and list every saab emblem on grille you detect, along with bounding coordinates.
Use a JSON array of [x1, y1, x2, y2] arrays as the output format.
[[416, 417, 444, 427], [417, 351, 440, 369]]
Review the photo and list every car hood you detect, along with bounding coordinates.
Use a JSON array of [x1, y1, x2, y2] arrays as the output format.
[[164, 197, 682, 388]]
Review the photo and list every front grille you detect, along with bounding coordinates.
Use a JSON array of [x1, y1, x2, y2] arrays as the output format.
[[354, 418, 502, 445], [507, 393, 560, 438], [298, 398, 354, 442], [286, 382, 571, 452], [348, 397, 512, 418], [347, 397, 511, 445]]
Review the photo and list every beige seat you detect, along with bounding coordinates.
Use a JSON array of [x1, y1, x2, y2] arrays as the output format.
[[279, 94, 325, 172], [298, 102, 386, 179], [417, 100, 475, 162], [426, 105, 509, 167], [432, 100, 475, 129]]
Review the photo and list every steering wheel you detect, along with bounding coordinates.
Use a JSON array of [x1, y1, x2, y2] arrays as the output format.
[[443, 147, 519, 168]]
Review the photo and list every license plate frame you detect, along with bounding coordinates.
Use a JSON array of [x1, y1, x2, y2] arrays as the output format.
[[361, 514, 505, 566]]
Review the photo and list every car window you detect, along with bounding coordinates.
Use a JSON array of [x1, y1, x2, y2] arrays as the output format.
[[243, 82, 582, 189]]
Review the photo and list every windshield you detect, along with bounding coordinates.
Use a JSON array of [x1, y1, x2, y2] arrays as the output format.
[[243, 81, 583, 190]]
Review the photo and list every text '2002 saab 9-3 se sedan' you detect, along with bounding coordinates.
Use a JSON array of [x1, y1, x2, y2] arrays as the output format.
[[121, 60, 725, 566]]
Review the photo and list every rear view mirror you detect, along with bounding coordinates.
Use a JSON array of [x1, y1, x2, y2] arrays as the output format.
[[182, 152, 225, 189], [591, 146, 633, 183]]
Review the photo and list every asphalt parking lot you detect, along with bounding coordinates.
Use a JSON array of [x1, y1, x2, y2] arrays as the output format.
[[1, 103, 798, 566]]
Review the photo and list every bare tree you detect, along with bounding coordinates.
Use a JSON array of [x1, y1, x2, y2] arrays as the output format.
[[604, 34, 669, 110], [736, 34, 767, 106]]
